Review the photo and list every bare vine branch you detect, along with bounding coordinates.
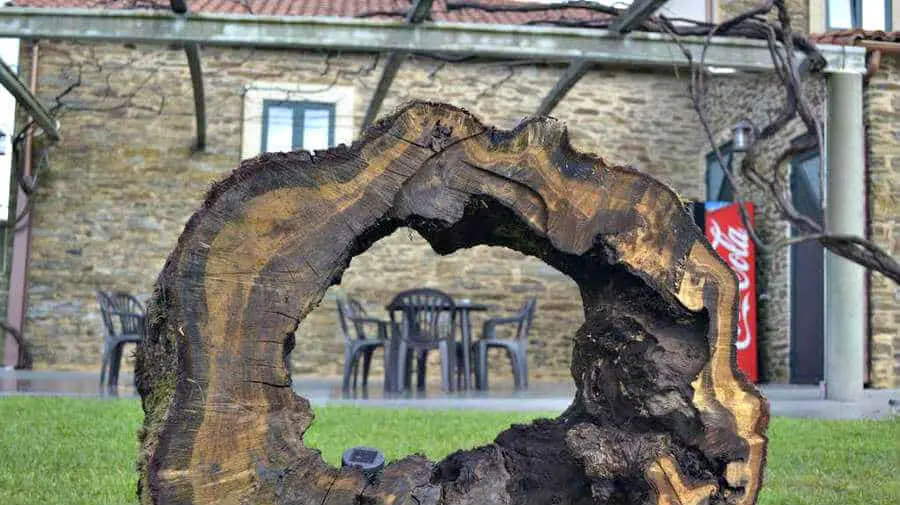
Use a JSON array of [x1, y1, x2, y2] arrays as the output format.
[[656, 0, 899, 283]]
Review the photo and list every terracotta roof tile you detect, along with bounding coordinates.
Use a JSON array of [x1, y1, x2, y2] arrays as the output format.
[[10, 0, 617, 25], [809, 29, 900, 45]]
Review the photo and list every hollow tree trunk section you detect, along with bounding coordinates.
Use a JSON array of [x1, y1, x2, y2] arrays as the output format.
[[135, 101, 768, 505]]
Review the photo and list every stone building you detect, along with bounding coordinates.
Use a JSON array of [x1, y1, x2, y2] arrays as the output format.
[[0, 0, 897, 389]]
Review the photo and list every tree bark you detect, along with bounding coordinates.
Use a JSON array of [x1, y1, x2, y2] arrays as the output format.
[[135, 101, 768, 505]]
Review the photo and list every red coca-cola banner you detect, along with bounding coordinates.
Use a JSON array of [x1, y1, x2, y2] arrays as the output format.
[[705, 202, 758, 382]]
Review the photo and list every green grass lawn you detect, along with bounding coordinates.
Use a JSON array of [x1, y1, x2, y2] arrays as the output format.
[[0, 397, 897, 505]]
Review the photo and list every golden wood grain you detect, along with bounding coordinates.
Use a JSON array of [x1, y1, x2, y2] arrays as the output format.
[[143, 102, 767, 505]]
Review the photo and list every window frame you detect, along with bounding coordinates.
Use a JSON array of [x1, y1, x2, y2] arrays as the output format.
[[241, 83, 355, 160], [260, 99, 336, 153], [789, 149, 823, 213], [826, 0, 893, 31], [705, 141, 736, 203]]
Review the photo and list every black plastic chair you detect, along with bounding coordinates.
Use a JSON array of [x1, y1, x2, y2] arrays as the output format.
[[387, 288, 458, 392], [96, 290, 146, 388], [337, 297, 390, 392], [474, 298, 536, 391]]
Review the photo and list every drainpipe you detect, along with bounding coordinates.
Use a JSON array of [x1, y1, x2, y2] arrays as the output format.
[[3, 41, 38, 369], [865, 49, 882, 79], [863, 42, 900, 79]]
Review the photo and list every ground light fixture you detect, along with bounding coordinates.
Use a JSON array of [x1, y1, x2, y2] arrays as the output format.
[[341, 446, 386, 479]]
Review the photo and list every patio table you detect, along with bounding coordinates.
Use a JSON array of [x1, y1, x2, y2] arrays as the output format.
[[384, 299, 488, 391], [454, 300, 489, 390]]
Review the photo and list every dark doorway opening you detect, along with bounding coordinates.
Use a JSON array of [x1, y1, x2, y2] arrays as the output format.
[[789, 150, 825, 384]]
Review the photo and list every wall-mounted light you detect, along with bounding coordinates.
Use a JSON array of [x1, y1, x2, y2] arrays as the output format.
[[732, 119, 756, 153]]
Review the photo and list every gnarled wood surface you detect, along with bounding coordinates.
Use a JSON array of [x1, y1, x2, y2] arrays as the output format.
[[135, 102, 768, 505]]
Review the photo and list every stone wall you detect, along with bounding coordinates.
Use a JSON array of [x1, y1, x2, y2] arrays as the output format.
[[866, 53, 900, 388], [21, 41, 244, 367], [14, 38, 860, 384], [17, 41, 708, 378]]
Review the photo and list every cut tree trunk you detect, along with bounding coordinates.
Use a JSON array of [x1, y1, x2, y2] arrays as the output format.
[[135, 102, 768, 505]]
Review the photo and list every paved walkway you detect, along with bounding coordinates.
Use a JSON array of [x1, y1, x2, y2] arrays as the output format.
[[1, 370, 897, 419]]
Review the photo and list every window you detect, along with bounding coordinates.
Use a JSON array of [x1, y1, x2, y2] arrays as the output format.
[[262, 101, 335, 153], [241, 83, 355, 159], [706, 143, 735, 202], [790, 150, 822, 218], [827, 0, 892, 31]]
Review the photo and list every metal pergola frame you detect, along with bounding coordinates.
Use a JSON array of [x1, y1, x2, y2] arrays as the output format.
[[361, 0, 435, 131], [0, 56, 59, 141], [538, 0, 668, 116], [0, 4, 866, 145], [0, 8, 866, 68]]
